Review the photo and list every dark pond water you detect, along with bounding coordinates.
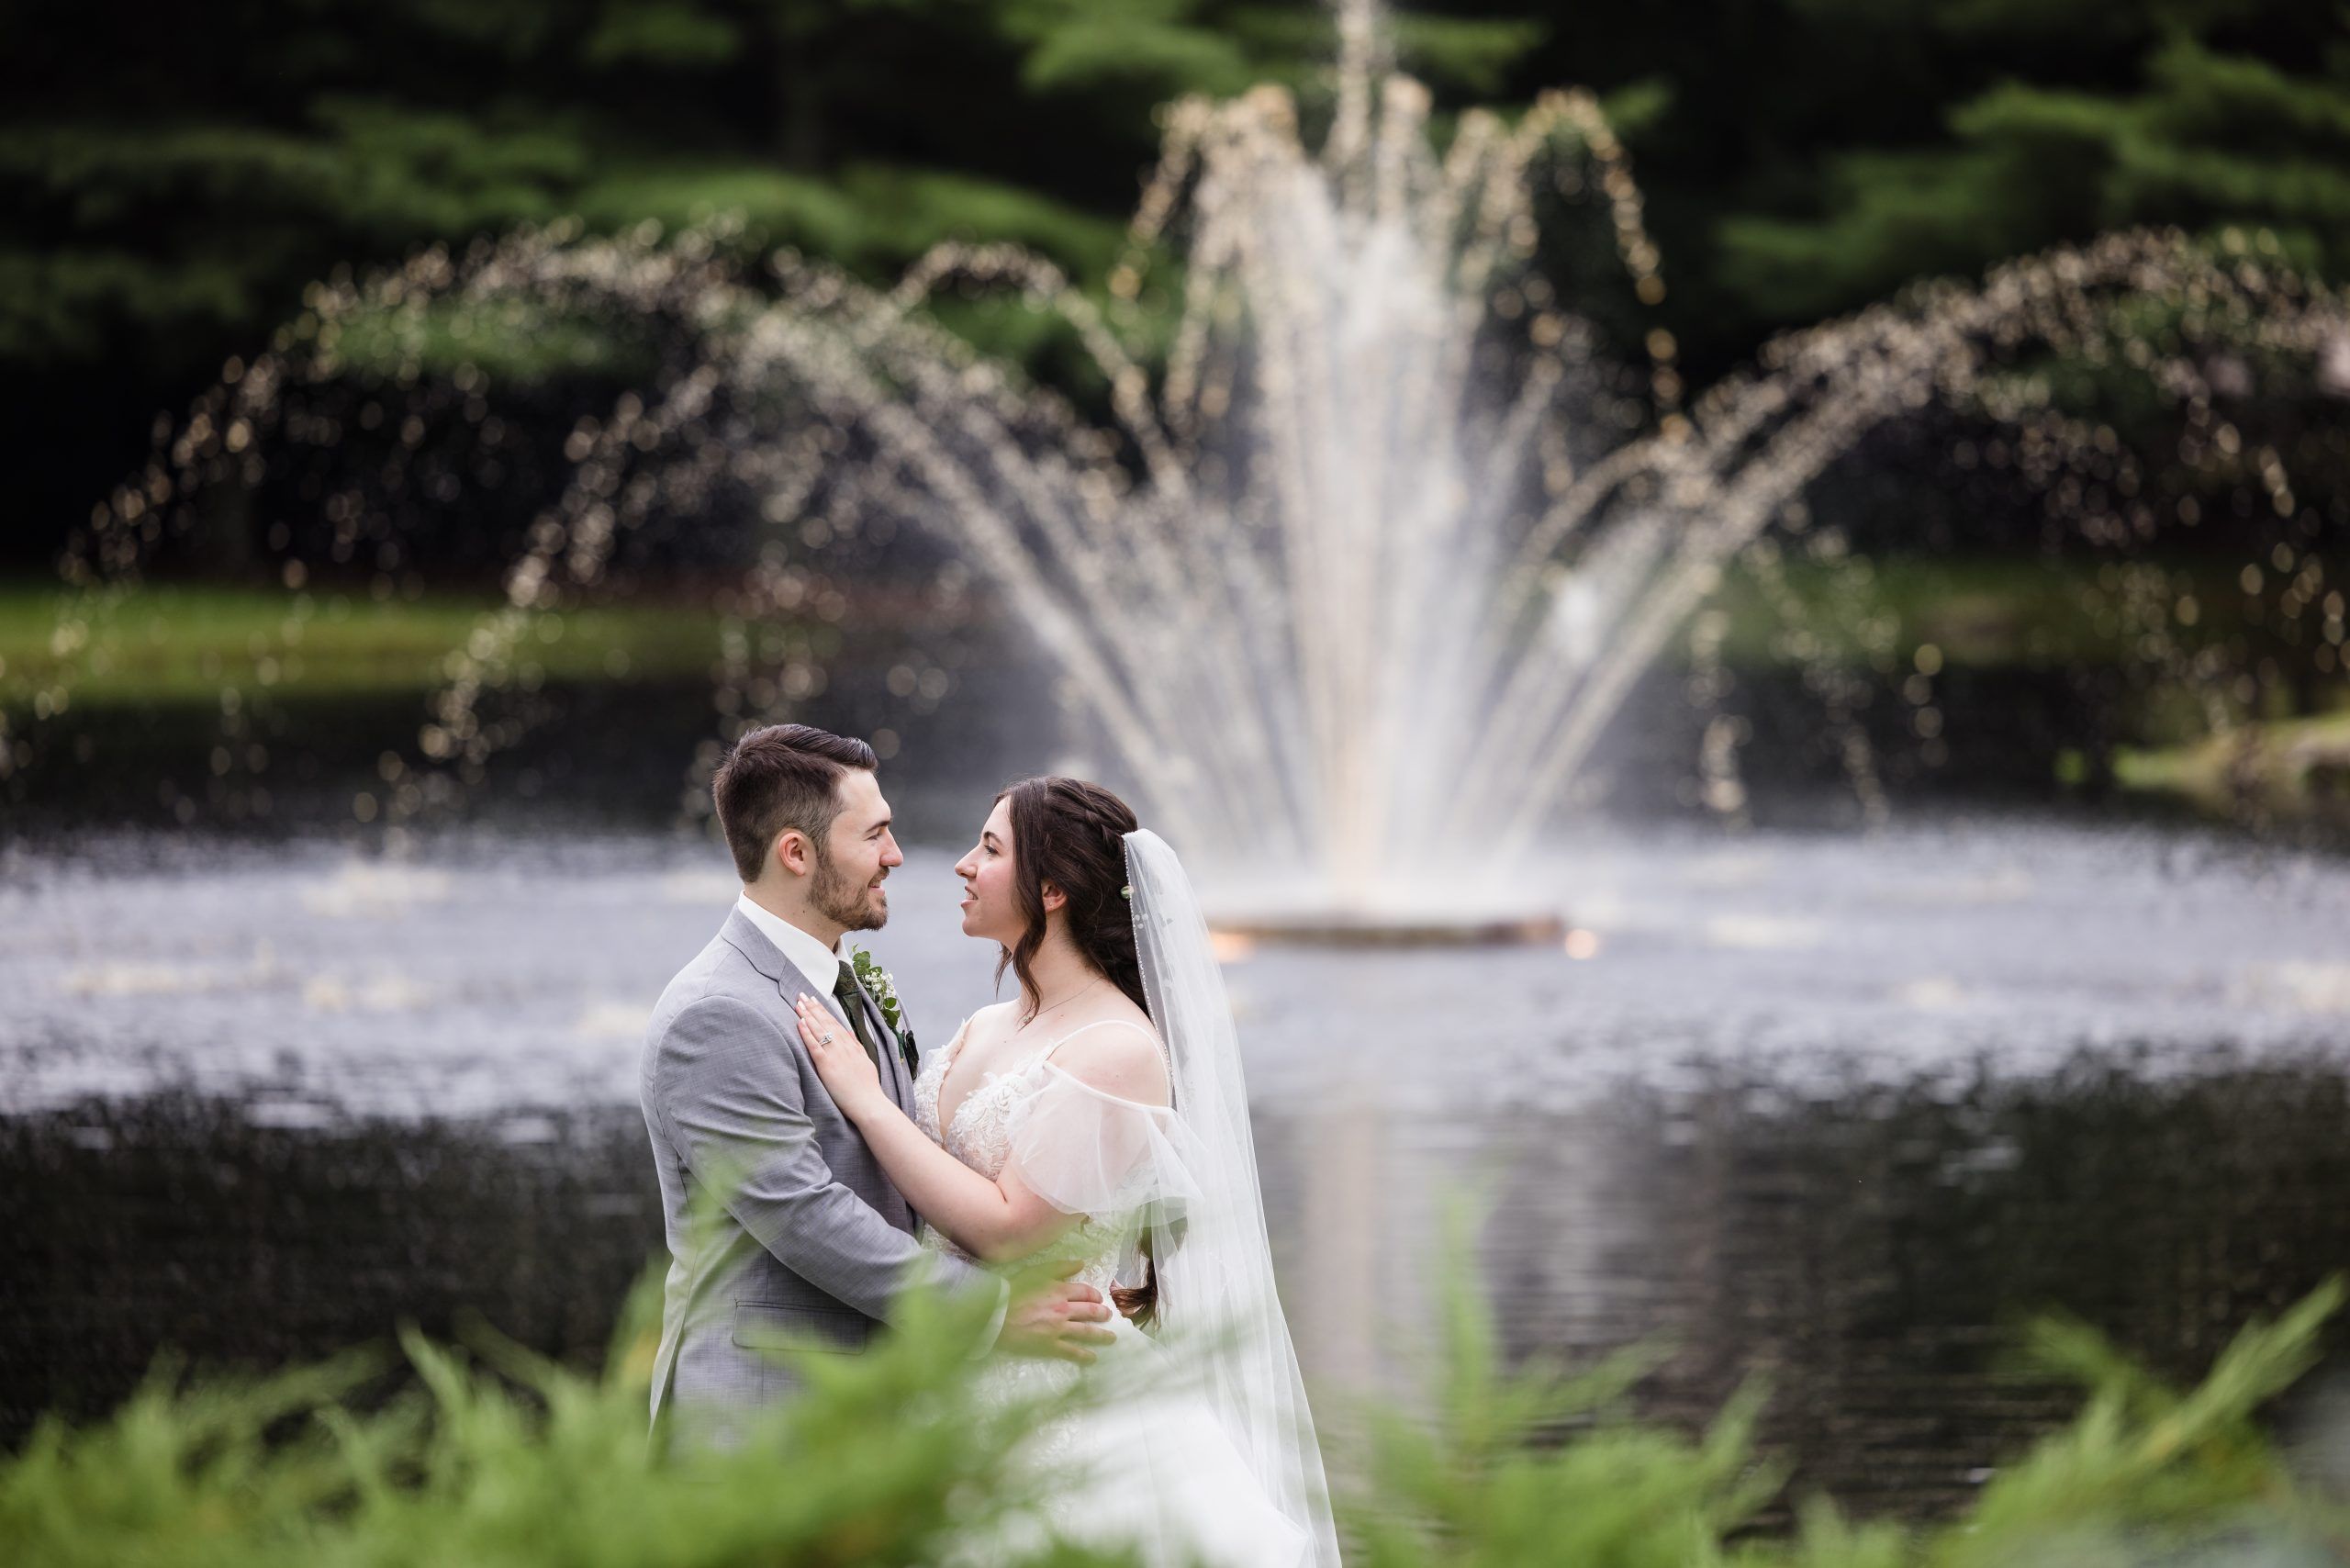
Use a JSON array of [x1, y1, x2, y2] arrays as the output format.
[[4, 793, 2346, 1518]]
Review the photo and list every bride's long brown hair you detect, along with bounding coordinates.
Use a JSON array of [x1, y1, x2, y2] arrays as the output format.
[[995, 776, 1147, 1024], [993, 775, 1164, 1323]]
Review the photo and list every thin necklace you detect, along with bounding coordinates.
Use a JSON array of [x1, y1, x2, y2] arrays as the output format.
[[1025, 975, 1103, 1034]]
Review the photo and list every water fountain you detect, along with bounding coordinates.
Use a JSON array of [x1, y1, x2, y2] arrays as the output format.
[[7, 6, 2350, 1477], [12, 0, 2348, 933]]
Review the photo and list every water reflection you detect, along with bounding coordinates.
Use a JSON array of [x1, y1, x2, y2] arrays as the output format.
[[1, 823, 2345, 1518], [0, 1096, 657, 1442], [1260, 1059, 2350, 1518], [6, 1058, 2344, 1518]]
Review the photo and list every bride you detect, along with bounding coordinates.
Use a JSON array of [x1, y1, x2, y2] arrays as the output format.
[[789, 775, 1341, 1568]]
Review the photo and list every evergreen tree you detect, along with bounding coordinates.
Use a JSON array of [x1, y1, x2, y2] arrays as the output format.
[[0, 0, 1541, 563], [1713, 2, 2350, 325]]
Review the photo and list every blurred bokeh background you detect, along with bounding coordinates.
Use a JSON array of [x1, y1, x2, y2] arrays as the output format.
[[3, 0, 2347, 1523]]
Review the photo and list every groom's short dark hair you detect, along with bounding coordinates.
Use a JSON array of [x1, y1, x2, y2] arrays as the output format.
[[711, 723, 878, 882]]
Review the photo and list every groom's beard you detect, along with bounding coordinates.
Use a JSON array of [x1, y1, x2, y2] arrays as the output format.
[[811, 843, 886, 932]]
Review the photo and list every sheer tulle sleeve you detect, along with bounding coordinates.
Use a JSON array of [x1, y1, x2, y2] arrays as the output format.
[[1002, 1060, 1207, 1218]]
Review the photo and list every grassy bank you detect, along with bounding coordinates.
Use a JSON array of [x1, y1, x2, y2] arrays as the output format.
[[0, 582, 727, 710], [2116, 707, 2350, 817], [7, 565, 2342, 824], [1, 553, 2290, 711], [1698, 551, 2292, 673]]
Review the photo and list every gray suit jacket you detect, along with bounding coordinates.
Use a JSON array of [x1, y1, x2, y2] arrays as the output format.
[[638, 907, 992, 1447]]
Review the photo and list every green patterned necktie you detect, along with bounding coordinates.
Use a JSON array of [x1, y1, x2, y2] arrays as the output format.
[[831, 961, 883, 1073]]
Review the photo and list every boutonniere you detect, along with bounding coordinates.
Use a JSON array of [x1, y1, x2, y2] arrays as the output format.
[[849, 945, 914, 1050]]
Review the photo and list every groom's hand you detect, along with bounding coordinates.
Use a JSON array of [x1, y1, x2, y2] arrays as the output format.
[[998, 1258, 1115, 1363]]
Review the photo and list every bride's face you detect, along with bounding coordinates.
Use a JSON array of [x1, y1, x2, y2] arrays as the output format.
[[952, 798, 1022, 944]]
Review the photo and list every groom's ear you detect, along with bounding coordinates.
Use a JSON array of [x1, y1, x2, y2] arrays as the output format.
[[772, 827, 814, 878]]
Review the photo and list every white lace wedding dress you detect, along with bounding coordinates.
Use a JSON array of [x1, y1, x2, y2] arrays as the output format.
[[912, 1014, 1314, 1568]]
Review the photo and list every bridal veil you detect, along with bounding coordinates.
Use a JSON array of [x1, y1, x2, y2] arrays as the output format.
[[1122, 828, 1342, 1568]]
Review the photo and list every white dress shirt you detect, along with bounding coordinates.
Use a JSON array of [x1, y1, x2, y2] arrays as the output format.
[[733, 892, 845, 1000]]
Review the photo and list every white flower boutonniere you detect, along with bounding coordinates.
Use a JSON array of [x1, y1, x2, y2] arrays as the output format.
[[849, 945, 914, 1050]]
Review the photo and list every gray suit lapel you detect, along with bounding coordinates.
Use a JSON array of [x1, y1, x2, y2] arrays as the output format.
[[719, 910, 909, 1106], [848, 977, 917, 1114], [856, 984, 899, 1059], [719, 907, 795, 991]]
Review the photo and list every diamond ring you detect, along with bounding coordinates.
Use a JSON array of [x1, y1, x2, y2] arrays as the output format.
[[819, 1031, 835, 1044]]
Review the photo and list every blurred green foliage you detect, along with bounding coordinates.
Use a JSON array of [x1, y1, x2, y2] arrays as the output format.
[[1342, 1227, 2346, 1568], [0, 1269, 1105, 1568], [1715, 24, 2350, 325], [0, 0, 1539, 378], [1, 1235, 2339, 1567], [11, 0, 2350, 566], [16, 0, 2350, 381]]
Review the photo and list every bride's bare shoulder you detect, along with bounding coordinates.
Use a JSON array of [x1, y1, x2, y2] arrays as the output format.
[[1050, 1004, 1169, 1104], [959, 999, 1020, 1046]]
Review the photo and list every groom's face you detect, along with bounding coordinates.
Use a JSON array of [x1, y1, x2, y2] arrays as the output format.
[[809, 767, 901, 933]]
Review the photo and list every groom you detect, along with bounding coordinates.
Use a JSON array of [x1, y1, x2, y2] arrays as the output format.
[[639, 722, 1113, 1450]]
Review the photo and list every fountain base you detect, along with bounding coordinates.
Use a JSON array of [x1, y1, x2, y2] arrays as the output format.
[[1205, 908, 1569, 950]]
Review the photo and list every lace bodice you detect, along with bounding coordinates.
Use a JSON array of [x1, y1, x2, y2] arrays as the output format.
[[907, 1008, 1319, 1568], [911, 1014, 1169, 1294]]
